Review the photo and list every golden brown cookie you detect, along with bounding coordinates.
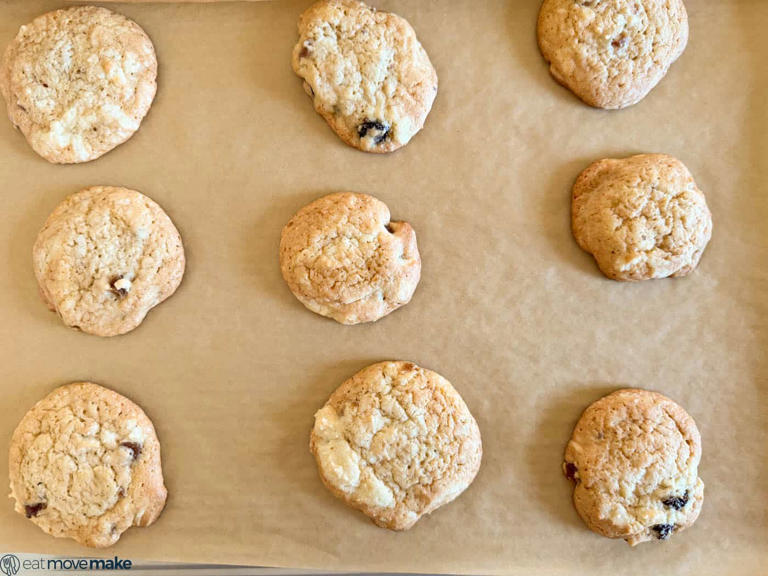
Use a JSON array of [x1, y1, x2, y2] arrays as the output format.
[[279, 192, 420, 324], [292, 0, 438, 152], [572, 154, 712, 281], [33, 186, 185, 337], [311, 361, 482, 530], [9, 382, 167, 547], [537, 0, 688, 109], [564, 389, 704, 546]]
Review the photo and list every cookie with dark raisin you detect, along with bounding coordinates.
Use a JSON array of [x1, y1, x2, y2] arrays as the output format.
[[8, 382, 167, 547], [563, 389, 704, 546], [291, 0, 438, 152], [32, 186, 186, 337]]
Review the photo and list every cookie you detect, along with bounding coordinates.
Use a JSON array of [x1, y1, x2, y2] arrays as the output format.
[[311, 361, 482, 530], [292, 0, 438, 153], [537, 0, 688, 109], [572, 154, 712, 281], [33, 186, 185, 337], [563, 389, 704, 546], [9, 382, 167, 547], [0, 6, 157, 163], [279, 192, 420, 324]]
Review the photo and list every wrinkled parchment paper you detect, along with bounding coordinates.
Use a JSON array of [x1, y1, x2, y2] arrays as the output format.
[[1, 1, 766, 574]]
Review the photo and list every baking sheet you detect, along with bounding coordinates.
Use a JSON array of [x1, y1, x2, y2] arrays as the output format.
[[1, 1, 766, 574]]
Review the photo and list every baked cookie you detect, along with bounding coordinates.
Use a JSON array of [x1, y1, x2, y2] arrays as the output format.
[[292, 0, 438, 152], [279, 192, 420, 324], [537, 0, 688, 109], [572, 154, 712, 281], [311, 361, 482, 530], [563, 389, 704, 546], [33, 186, 185, 337], [0, 6, 157, 163], [9, 382, 167, 547]]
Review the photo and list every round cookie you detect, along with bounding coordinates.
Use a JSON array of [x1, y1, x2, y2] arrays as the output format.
[[572, 154, 712, 281], [0, 6, 157, 163], [537, 0, 688, 109], [291, 0, 438, 153], [310, 361, 482, 530], [9, 382, 167, 548], [563, 389, 704, 546], [33, 186, 185, 337], [279, 192, 420, 324]]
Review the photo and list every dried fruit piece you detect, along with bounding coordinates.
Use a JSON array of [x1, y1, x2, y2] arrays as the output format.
[[652, 524, 675, 540], [25, 502, 46, 518], [564, 462, 579, 482], [357, 120, 390, 144], [120, 442, 142, 461], [662, 490, 689, 510], [612, 34, 628, 49]]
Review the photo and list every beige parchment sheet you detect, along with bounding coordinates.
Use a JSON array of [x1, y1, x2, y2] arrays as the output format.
[[0, 1, 766, 574]]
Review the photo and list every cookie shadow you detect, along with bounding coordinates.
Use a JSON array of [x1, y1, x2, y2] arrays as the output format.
[[526, 383, 620, 528]]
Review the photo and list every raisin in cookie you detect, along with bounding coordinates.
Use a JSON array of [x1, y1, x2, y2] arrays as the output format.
[[0, 6, 157, 163], [33, 186, 185, 337], [311, 361, 482, 530], [292, 0, 438, 153], [537, 0, 688, 109], [564, 389, 704, 546], [9, 382, 167, 547], [572, 154, 712, 281], [279, 192, 420, 324]]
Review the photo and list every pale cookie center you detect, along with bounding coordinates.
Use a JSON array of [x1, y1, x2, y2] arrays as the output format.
[[313, 368, 471, 514], [19, 409, 145, 523]]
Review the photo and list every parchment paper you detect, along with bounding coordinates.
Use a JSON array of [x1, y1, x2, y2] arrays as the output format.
[[1, 1, 766, 574]]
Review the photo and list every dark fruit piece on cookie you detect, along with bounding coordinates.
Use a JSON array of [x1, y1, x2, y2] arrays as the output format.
[[652, 524, 675, 540], [358, 120, 390, 144], [564, 462, 579, 483], [612, 34, 628, 49], [25, 502, 46, 517], [662, 491, 689, 511], [120, 442, 142, 461]]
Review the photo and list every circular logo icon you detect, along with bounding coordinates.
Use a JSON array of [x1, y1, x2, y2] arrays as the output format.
[[0, 555, 20, 576]]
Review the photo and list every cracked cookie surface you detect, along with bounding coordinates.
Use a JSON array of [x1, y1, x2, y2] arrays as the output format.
[[563, 388, 704, 546], [9, 382, 167, 547], [0, 6, 157, 163], [279, 192, 420, 324], [291, 0, 438, 152], [311, 361, 482, 530], [572, 153, 712, 281], [33, 186, 185, 337], [537, 0, 688, 109]]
